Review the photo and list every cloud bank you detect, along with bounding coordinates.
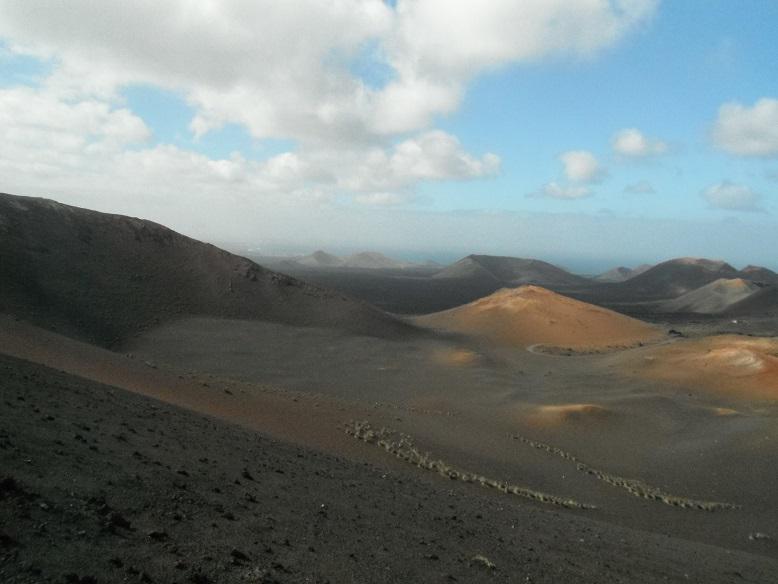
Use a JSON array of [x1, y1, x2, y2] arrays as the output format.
[[0, 0, 658, 211]]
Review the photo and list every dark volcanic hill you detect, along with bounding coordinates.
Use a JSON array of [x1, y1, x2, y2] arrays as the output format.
[[0, 193, 414, 346], [433, 254, 590, 288], [343, 251, 408, 269], [296, 249, 345, 268], [595, 264, 653, 283], [740, 265, 778, 285], [570, 258, 778, 310], [611, 257, 740, 300], [725, 285, 778, 316], [658, 278, 763, 314], [282, 250, 416, 270]]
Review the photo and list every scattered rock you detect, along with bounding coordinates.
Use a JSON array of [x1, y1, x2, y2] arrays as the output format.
[[188, 572, 213, 584], [64, 574, 98, 584], [230, 548, 249, 563], [470, 554, 496, 570], [104, 511, 132, 531], [0, 531, 18, 548], [240, 567, 283, 584], [147, 530, 169, 541], [0, 475, 24, 498], [749, 532, 772, 541]]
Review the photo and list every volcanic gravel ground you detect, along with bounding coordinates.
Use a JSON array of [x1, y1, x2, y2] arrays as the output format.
[[2, 354, 778, 583]]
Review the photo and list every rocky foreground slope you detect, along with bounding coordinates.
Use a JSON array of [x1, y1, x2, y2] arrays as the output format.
[[3, 354, 777, 584]]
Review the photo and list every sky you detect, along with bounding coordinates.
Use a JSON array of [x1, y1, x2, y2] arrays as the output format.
[[1, 1, 777, 271]]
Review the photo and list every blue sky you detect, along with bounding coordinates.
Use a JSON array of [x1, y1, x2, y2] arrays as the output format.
[[422, 1, 778, 217], [1, 1, 777, 270]]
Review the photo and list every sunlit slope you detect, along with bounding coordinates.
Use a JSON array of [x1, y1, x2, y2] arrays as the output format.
[[659, 278, 761, 314], [615, 335, 778, 400], [416, 285, 662, 350]]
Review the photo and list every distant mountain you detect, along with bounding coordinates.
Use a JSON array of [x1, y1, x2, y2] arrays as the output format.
[[595, 267, 632, 283], [595, 264, 653, 283], [296, 250, 345, 268], [433, 254, 590, 288], [419, 259, 443, 268], [416, 285, 661, 350], [740, 265, 778, 285], [0, 193, 415, 346], [285, 250, 424, 270], [614, 258, 740, 300], [432, 256, 502, 283], [343, 251, 408, 269], [658, 278, 763, 314]]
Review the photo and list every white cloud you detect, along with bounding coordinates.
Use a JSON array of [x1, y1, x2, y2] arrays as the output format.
[[379, 0, 658, 132], [388, 0, 657, 78], [533, 182, 591, 200], [712, 98, 778, 157], [534, 149, 605, 200], [0, 85, 150, 147], [389, 131, 500, 182], [612, 128, 667, 157], [0, 0, 658, 145], [0, 82, 496, 210], [0, 0, 656, 233], [354, 192, 414, 206], [701, 181, 763, 212], [259, 131, 500, 197], [0, 0, 393, 143], [560, 150, 605, 184], [0, 85, 151, 178], [623, 180, 656, 194]]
